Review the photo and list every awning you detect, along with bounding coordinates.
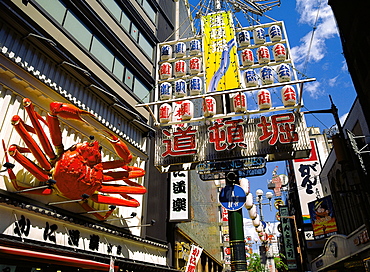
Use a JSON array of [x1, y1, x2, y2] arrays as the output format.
[[0, 245, 110, 271]]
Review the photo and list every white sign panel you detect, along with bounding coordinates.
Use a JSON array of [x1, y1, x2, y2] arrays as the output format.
[[293, 140, 323, 224], [169, 171, 190, 221]]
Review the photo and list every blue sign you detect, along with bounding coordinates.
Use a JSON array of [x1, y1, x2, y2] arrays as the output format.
[[219, 185, 246, 211]]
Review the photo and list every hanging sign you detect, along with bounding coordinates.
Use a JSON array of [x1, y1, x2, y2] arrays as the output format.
[[155, 113, 310, 172], [184, 245, 203, 272], [201, 11, 241, 92]]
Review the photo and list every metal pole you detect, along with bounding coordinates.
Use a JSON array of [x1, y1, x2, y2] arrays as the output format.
[[228, 209, 247, 272], [226, 172, 247, 272]]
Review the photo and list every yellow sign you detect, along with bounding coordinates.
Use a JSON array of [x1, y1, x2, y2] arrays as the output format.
[[201, 11, 241, 92]]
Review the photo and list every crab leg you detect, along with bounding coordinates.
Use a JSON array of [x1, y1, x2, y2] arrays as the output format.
[[2, 141, 51, 195], [99, 179, 147, 194], [23, 98, 56, 160], [104, 131, 132, 165], [103, 166, 145, 181], [90, 193, 140, 207], [11, 115, 51, 171], [47, 101, 96, 156]]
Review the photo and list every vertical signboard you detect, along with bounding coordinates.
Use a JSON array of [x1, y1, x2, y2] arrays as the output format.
[[279, 206, 297, 269], [308, 196, 337, 239], [184, 245, 203, 272], [293, 140, 323, 223], [169, 171, 190, 222], [201, 11, 241, 92]]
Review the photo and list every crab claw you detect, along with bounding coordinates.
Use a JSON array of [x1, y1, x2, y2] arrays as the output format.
[[49, 101, 95, 122], [104, 130, 132, 165]]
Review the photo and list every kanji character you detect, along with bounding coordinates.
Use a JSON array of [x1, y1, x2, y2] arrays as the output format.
[[162, 126, 197, 157]]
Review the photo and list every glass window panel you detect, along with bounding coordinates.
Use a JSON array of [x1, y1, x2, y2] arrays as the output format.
[[113, 58, 125, 81], [64, 11, 92, 49], [100, 0, 122, 22], [130, 23, 139, 42], [138, 34, 154, 60], [120, 11, 131, 32], [35, 0, 66, 24], [91, 36, 114, 70], [124, 68, 134, 89], [134, 78, 150, 103], [142, 0, 156, 22]]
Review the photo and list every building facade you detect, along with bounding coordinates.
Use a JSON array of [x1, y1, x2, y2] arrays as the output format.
[[0, 0, 176, 271]]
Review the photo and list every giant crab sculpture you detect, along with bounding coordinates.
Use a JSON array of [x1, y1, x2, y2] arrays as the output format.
[[2, 98, 146, 220]]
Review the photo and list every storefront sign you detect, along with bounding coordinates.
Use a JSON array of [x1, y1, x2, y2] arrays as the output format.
[[184, 245, 203, 272], [0, 206, 166, 265], [155, 113, 310, 172], [199, 167, 267, 180], [279, 206, 297, 269], [293, 140, 324, 223], [169, 171, 190, 222]]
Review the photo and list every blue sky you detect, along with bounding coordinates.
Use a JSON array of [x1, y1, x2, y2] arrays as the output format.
[[187, 0, 356, 223]]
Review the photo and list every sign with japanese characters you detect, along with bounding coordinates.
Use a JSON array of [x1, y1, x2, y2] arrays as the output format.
[[293, 140, 324, 223], [196, 157, 266, 174], [308, 196, 337, 239], [155, 112, 310, 172], [219, 185, 246, 211], [184, 245, 203, 272], [0, 205, 167, 265], [201, 11, 241, 92], [279, 206, 297, 269], [169, 171, 190, 222]]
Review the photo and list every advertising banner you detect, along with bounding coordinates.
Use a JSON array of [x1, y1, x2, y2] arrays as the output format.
[[293, 140, 324, 223], [201, 11, 241, 92], [308, 196, 337, 239], [184, 245, 203, 272]]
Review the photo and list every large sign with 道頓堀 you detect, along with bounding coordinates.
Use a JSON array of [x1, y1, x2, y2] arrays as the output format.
[[155, 112, 310, 172]]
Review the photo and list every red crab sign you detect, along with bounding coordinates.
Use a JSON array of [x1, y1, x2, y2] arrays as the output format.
[[2, 98, 146, 220]]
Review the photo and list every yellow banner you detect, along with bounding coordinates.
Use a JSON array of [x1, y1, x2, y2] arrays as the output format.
[[201, 11, 241, 92]]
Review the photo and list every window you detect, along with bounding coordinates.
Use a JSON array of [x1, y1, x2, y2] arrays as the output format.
[[91, 36, 114, 69], [142, 0, 156, 22], [100, 0, 121, 22], [124, 68, 134, 89], [113, 59, 125, 81], [35, 0, 66, 24], [134, 78, 150, 103], [64, 11, 92, 50], [130, 23, 139, 42], [138, 34, 153, 59]]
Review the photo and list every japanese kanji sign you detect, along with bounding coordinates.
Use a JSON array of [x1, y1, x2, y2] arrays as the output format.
[[184, 245, 203, 272], [169, 171, 190, 222], [293, 140, 324, 223], [279, 206, 297, 269], [155, 112, 311, 172]]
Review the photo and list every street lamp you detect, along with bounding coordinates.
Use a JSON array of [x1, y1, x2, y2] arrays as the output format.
[[255, 189, 273, 221]]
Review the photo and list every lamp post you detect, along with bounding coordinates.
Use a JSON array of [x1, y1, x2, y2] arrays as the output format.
[[255, 189, 273, 222], [255, 189, 274, 272]]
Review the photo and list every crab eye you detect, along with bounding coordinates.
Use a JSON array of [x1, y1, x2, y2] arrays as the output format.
[[70, 144, 77, 151]]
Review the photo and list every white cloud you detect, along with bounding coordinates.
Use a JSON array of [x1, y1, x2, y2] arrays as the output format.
[[303, 81, 324, 99], [328, 76, 338, 87], [339, 112, 348, 125], [291, 0, 339, 69]]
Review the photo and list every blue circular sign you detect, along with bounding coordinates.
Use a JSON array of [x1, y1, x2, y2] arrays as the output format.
[[219, 185, 246, 211]]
